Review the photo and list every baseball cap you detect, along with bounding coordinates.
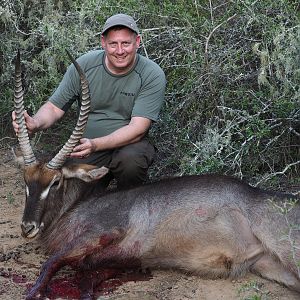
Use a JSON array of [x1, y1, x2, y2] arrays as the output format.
[[101, 14, 139, 35]]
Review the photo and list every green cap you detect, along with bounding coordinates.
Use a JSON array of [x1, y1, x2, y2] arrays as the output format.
[[102, 14, 139, 35]]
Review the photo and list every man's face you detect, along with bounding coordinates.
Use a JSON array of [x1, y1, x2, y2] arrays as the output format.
[[101, 28, 140, 75]]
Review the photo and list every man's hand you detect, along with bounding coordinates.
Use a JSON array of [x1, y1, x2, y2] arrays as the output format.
[[71, 138, 96, 159], [12, 111, 38, 137]]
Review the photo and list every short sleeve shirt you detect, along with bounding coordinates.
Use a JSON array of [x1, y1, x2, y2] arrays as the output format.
[[49, 50, 166, 139]]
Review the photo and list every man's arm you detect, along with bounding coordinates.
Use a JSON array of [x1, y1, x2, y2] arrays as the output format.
[[71, 116, 151, 158], [12, 101, 65, 135]]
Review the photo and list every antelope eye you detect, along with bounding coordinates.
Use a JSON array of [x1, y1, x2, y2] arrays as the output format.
[[51, 180, 59, 187], [50, 175, 61, 188]]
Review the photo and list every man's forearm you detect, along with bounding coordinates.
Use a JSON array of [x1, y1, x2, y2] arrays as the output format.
[[70, 117, 152, 158], [92, 117, 151, 151], [93, 126, 144, 151], [33, 101, 65, 131]]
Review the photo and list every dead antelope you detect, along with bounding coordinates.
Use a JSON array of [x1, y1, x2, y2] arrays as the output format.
[[14, 51, 300, 300]]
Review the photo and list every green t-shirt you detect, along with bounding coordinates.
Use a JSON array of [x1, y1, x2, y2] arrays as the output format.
[[49, 50, 166, 138]]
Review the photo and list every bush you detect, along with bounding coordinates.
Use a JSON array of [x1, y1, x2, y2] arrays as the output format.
[[1, 0, 299, 188]]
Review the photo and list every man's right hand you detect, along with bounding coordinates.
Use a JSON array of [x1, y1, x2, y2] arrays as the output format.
[[12, 111, 38, 136]]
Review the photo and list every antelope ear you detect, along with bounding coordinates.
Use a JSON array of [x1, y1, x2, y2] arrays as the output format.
[[11, 146, 25, 168], [62, 165, 109, 182], [87, 166, 109, 180]]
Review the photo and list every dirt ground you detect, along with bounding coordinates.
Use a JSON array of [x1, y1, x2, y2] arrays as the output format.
[[0, 147, 300, 300]]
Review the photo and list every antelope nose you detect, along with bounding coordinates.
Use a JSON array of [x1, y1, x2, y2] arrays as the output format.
[[21, 223, 35, 237]]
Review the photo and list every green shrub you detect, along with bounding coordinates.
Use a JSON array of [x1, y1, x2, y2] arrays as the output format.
[[1, 0, 299, 187]]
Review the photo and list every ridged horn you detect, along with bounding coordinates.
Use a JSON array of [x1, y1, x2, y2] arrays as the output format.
[[14, 50, 37, 166], [46, 49, 91, 169]]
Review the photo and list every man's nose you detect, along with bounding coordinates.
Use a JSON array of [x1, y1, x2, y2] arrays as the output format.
[[116, 44, 125, 54]]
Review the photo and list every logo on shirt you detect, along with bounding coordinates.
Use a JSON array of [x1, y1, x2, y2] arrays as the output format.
[[120, 91, 135, 97]]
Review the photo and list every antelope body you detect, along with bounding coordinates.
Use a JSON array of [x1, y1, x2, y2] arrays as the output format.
[[14, 51, 300, 299]]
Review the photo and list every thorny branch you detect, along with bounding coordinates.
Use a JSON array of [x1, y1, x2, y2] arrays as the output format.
[[255, 161, 300, 188], [205, 13, 237, 56]]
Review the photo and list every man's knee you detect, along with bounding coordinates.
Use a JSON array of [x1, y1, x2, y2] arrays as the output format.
[[109, 140, 156, 188]]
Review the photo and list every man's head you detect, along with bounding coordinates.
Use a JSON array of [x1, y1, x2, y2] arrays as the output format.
[[101, 14, 139, 36], [101, 14, 141, 75]]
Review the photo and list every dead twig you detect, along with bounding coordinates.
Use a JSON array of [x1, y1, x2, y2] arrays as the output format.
[[255, 161, 300, 187], [205, 13, 237, 55]]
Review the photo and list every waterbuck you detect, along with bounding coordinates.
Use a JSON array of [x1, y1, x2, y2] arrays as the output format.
[[14, 51, 300, 300]]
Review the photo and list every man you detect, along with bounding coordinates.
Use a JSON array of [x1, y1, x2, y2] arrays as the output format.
[[12, 13, 166, 189]]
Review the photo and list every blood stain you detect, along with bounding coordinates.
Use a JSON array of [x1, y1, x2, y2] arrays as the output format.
[[12, 273, 28, 284], [0, 270, 28, 284], [26, 268, 152, 299]]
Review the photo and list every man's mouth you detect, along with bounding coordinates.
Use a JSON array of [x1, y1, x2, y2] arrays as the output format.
[[115, 56, 126, 61]]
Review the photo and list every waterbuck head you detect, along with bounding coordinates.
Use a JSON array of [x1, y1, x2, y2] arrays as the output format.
[[14, 50, 109, 239]]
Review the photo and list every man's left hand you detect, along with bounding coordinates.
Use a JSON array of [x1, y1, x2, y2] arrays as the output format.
[[71, 138, 96, 158]]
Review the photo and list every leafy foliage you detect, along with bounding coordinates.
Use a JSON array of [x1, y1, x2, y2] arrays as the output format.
[[1, 0, 299, 187]]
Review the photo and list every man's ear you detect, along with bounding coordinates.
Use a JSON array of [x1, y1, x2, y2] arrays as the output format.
[[136, 34, 141, 48], [62, 165, 109, 182]]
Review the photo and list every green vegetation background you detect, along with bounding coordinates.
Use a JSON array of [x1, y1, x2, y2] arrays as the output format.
[[1, 0, 299, 188]]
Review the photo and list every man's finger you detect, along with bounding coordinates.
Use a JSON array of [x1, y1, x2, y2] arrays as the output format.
[[24, 111, 30, 120], [79, 138, 88, 144]]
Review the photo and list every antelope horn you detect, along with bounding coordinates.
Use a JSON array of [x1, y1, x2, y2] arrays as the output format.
[[14, 50, 37, 166], [46, 50, 91, 169]]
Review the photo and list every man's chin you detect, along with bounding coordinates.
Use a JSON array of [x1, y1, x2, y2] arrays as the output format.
[[114, 60, 129, 68], [113, 64, 133, 74]]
